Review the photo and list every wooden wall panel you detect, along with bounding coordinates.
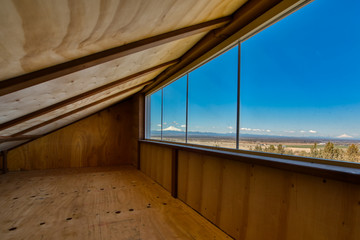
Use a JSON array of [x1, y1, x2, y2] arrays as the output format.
[[140, 143, 172, 192], [177, 151, 360, 240], [7, 96, 140, 171]]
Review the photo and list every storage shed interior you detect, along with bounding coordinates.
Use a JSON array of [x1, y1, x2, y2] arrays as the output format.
[[1, 0, 360, 239]]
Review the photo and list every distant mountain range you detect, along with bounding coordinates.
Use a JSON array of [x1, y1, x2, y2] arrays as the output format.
[[151, 130, 360, 142]]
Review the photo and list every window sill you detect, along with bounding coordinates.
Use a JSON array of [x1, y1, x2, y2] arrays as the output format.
[[140, 139, 360, 184]]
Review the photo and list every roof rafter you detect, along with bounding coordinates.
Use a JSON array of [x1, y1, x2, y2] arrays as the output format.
[[12, 82, 151, 136], [0, 135, 42, 143], [0, 16, 231, 96], [0, 60, 176, 132]]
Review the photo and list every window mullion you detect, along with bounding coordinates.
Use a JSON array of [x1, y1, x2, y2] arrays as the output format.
[[186, 73, 189, 143], [236, 42, 241, 149]]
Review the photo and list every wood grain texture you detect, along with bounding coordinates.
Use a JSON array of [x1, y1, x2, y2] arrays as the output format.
[[0, 166, 231, 240], [0, 74, 153, 137], [0, 17, 228, 96], [0, 36, 199, 126], [140, 143, 172, 192], [0, 0, 246, 81], [1, 59, 175, 133], [177, 150, 360, 240], [0, 141, 29, 153], [140, 140, 360, 184], [0, 135, 41, 143], [0, 150, 6, 173], [16, 88, 141, 143], [6, 98, 139, 170], [2, 79, 152, 136]]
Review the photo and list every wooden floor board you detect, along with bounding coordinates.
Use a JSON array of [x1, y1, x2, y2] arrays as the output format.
[[0, 166, 231, 240]]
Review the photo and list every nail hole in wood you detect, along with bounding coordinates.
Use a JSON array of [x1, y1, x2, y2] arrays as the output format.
[[40, 222, 45, 225], [115, 211, 121, 214], [8, 227, 17, 231], [66, 217, 72, 221], [323, 179, 327, 183]]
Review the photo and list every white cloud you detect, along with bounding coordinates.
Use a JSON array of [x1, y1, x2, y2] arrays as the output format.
[[300, 130, 306, 133], [157, 124, 161, 127], [172, 121, 179, 125], [227, 126, 233, 130], [285, 130, 295, 133], [309, 130, 317, 133], [163, 126, 182, 131], [163, 122, 167, 125], [240, 127, 271, 133], [180, 125, 186, 128], [337, 134, 353, 139]]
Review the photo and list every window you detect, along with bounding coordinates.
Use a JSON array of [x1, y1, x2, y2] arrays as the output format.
[[145, 0, 360, 164], [148, 90, 162, 140], [239, 0, 360, 162], [162, 76, 187, 142], [188, 46, 238, 148]]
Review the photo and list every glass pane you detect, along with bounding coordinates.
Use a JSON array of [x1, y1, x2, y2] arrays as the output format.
[[162, 76, 187, 142], [240, 0, 360, 163], [188, 46, 238, 148], [149, 90, 162, 140]]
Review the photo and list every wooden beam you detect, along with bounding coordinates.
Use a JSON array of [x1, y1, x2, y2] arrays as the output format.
[[1, 150, 7, 174], [0, 135, 41, 143], [143, 0, 281, 93], [0, 60, 176, 132], [0, 17, 231, 97], [12, 82, 152, 136], [171, 149, 179, 198], [137, 93, 146, 170]]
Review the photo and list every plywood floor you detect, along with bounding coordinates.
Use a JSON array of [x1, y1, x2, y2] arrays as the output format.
[[0, 166, 231, 240]]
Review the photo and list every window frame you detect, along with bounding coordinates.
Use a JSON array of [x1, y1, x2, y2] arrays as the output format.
[[143, 0, 360, 171]]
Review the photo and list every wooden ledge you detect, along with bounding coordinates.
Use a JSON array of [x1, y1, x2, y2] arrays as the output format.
[[139, 140, 360, 184]]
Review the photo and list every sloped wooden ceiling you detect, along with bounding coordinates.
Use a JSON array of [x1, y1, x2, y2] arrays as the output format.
[[0, 0, 286, 151]]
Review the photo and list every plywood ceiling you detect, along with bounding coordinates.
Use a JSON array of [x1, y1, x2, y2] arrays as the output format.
[[1, 0, 288, 151], [0, 0, 245, 80]]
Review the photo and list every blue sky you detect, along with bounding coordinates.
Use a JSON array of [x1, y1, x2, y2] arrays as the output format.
[[151, 0, 360, 139]]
